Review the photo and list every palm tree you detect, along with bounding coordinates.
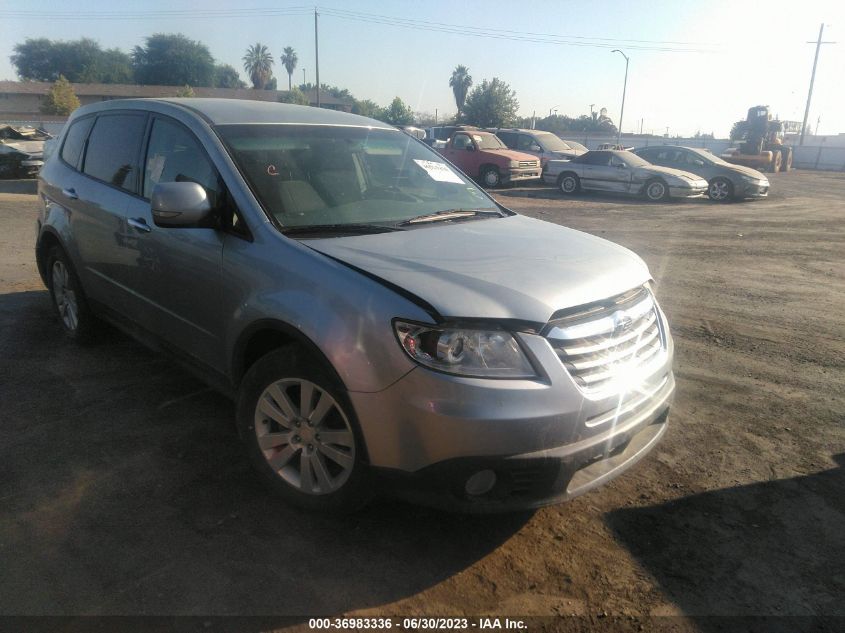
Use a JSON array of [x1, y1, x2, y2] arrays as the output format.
[[242, 43, 274, 89], [449, 65, 472, 118], [280, 46, 298, 91]]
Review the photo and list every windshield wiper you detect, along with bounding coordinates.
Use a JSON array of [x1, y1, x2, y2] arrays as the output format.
[[281, 223, 402, 236], [398, 208, 504, 226]]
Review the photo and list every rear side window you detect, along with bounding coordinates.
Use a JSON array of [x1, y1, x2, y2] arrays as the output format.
[[497, 131, 515, 147], [83, 113, 147, 192], [60, 117, 94, 169], [582, 152, 611, 166], [143, 117, 221, 204]]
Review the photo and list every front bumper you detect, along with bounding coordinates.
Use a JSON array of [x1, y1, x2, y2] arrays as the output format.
[[738, 181, 769, 198], [504, 168, 541, 183], [350, 323, 675, 512], [669, 184, 707, 198]]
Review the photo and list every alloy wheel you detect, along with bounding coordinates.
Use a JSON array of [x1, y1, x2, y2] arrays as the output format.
[[254, 378, 355, 495], [646, 181, 666, 200], [709, 180, 730, 201], [561, 176, 577, 193], [51, 260, 79, 331]]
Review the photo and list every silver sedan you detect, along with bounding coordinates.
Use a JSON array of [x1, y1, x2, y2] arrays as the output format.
[[544, 150, 708, 201]]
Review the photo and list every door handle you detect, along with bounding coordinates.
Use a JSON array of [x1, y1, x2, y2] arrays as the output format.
[[128, 217, 151, 233], [61, 188, 78, 200]]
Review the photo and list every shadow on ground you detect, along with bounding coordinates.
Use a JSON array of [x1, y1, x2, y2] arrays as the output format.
[[607, 454, 845, 625], [0, 290, 532, 616]]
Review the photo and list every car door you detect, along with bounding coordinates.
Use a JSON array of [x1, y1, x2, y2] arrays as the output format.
[[69, 112, 150, 318], [680, 149, 713, 180], [608, 153, 636, 192], [579, 151, 614, 190], [443, 133, 477, 176], [121, 115, 226, 371]]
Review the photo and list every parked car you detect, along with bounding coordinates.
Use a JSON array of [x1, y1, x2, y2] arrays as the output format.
[[493, 129, 587, 165], [632, 145, 770, 202], [544, 150, 708, 201], [438, 130, 541, 187], [596, 143, 633, 151], [37, 99, 674, 512], [0, 124, 52, 178], [398, 125, 426, 141]]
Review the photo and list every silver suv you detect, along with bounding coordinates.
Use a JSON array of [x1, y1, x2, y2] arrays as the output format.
[[36, 99, 674, 512]]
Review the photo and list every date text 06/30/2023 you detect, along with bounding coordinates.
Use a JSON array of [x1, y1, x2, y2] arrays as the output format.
[[308, 617, 528, 630]]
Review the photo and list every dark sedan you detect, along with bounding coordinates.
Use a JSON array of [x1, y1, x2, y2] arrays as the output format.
[[632, 145, 769, 202]]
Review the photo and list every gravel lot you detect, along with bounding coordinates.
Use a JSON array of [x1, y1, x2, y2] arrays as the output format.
[[0, 172, 843, 628]]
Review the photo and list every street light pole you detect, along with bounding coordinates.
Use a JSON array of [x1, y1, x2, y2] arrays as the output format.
[[612, 49, 629, 146]]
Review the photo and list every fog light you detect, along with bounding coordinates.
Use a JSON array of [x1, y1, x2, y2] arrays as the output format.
[[465, 469, 497, 496]]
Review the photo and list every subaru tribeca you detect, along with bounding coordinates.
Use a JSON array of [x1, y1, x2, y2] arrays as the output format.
[[36, 99, 674, 512]]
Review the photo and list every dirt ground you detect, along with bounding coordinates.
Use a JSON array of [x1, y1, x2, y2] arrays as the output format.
[[0, 172, 843, 630]]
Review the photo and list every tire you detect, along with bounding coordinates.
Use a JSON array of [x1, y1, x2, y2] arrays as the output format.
[[47, 245, 96, 342], [236, 346, 371, 513], [644, 178, 670, 202], [707, 177, 734, 203], [780, 148, 793, 172], [480, 166, 501, 188], [769, 150, 782, 173], [557, 172, 580, 195]]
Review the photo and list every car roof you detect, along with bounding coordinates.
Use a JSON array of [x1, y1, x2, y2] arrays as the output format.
[[72, 98, 394, 129]]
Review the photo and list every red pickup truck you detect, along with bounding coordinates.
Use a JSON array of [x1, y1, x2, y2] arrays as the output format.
[[438, 130, 541, 188]]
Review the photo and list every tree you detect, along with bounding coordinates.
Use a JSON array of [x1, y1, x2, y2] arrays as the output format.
[[278, 86, 310, 105], [449, 65, 472, 118], [730, 120, 748, 141], [40, 75, 80, 115], [132, 33, 215, 86], [352, 99, 381, 118], [379, 97, 414, 126], [280, 46, 298, 91], [242, 42, 274, 89], [264, 77, 278, 91], [11, 37, 132, 84], [461, 78, 519, 128], [214, 64, 245, 89], [174, 84, 195, 97]]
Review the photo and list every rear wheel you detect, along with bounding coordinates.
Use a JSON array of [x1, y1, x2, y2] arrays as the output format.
[[644, 178, 669, 202], [708, 177, 733, 202], [780, 148, 793, 172], [557, 172, 580, 195], [47, 246, 96, 341], [237, 347, 370, 513]]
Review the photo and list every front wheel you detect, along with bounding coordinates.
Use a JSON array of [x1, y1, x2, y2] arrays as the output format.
[[644, 178, 670, 202], [557, 173, 580, 195], [237, 347, 370, 513], [480, 166, 501, 188], [769, 150, 782, 173], [708, 177, 733, 202]]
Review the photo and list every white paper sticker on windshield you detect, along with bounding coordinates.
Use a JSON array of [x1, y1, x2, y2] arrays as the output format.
[[414, 159, 465, 184]]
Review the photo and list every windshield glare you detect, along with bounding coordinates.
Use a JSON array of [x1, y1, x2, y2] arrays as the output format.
[[536, 133, 571, 151], [473, 133, 507, 149], [217, 125, 498, 228]]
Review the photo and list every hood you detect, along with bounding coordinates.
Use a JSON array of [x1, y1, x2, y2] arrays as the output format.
[[0, 140, 45, 156], [483, 148, 539, 163], [722, 162, 767, 180], [633, 164, 702, 181], [306, 215, 650, 324], [551, 149, 584, 159]]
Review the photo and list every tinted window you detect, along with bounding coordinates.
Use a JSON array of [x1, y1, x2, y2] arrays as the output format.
[[60, 117, 94, 169], [496, 131, 516, 148], [83, 114, 147, 192], [517, 135, 535, 151], [637, 148, 658, 162], [682, 151, 707, 168], [452, 134, 472, 150], [143, 117, 220, 204], [581, 152, 611, 166]]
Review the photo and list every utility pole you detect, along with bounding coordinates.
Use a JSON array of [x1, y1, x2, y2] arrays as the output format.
[[435, 108, 438, 125], [302, 68, 306, 86], [314, 8, 320, 107], [612, 50, 629, 145], [589, 104, 595, 116], [800, 23, 835, 145]]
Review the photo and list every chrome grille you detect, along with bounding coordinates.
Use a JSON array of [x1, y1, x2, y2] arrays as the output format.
[[518, 160, 539, 168], [545, 286, 666, 393]]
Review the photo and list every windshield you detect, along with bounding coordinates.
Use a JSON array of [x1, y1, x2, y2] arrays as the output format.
[[217, 125, 498, 228], [535, 133, 572, 152], [472, 133, 507, 149], [617, 151, 650, 167], [563, 140, 588, 152], [687, 146, 724, 165]]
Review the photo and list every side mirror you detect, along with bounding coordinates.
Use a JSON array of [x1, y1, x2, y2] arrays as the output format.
[[530, 144, 542, 152], [616, 163, 627, 169], [151, 181, 213, 228], [466, 145, 475, 151]]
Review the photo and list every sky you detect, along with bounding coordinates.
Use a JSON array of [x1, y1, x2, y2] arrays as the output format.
[[1, 0, 843, 137]]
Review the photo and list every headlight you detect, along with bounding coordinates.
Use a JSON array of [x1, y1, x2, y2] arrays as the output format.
[[394, 320, 535, 378], [509, 160, 520, 168], [645, 279, 658, 298]]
